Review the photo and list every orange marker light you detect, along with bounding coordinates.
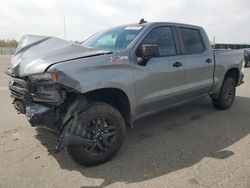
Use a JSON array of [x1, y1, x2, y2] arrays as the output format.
[[50, 72, 57, 82]]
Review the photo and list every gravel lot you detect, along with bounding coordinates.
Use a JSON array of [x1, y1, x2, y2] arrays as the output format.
[[0, 55, 250, 188]]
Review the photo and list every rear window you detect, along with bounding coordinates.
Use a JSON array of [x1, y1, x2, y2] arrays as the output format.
[[179, 28, 205, 54]]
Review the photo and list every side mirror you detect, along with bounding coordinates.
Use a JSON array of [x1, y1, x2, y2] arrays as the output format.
[[141, 44, 160, 58], [137, 44, 160, 65]]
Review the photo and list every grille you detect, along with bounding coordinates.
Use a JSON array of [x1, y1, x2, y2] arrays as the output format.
[[9, 77, 30, 101]]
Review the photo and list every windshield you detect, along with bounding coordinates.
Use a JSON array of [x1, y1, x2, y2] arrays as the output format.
[[82, 25, 144, 51]]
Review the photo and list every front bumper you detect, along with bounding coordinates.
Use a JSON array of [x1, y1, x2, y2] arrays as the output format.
[[8, 77, 63, 132]]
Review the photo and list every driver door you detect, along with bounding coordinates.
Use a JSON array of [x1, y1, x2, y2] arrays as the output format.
[[133, 26, 186, 116]]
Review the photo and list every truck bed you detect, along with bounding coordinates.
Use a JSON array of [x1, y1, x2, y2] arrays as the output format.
[[213, 49, 244, 68]]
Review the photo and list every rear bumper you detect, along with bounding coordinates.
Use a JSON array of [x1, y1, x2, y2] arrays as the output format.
[[8, 77, 63, 132]]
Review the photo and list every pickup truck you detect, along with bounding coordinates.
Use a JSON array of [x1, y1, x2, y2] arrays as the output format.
[[7, 20, 244, 166]]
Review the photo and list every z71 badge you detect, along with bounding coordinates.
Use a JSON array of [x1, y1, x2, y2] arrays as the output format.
[[110, 56, 128, 62]]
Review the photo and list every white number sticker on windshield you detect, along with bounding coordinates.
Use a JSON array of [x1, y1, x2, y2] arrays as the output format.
[[125, 26, 143, 30]]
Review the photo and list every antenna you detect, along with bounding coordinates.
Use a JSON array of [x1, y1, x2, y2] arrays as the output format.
[[139, 18, 147, 24], [63, 16, 67, 40]]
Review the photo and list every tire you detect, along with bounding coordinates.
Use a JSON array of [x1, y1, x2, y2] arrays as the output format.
[[67, 102, 125, 166], [212, 77, 236, 110]]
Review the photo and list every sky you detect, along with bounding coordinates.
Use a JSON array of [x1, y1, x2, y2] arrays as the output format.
[[0, 0, 249, 44]]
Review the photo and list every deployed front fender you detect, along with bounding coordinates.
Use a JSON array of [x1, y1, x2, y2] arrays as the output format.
[[55, 96, 90, 152]]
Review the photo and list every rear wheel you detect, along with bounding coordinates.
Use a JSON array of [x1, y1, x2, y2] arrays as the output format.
[[67, 102, 125, 166], [212, 77, 236, 110]]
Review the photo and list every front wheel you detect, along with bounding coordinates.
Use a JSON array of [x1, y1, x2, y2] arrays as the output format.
[[67, 102, 125, 166], [212, 77, 236, 110]]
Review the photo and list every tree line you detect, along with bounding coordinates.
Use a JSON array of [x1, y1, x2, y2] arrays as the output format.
[[0, 39, 18, 48]]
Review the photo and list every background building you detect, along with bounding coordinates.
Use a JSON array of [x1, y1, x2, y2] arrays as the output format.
[[213, 43, 250, 49]]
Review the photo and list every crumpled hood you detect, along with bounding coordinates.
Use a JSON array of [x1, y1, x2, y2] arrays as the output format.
[[8, 35, 111, 77]]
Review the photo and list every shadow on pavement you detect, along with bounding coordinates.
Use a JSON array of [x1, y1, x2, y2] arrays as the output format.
[[35, 96, 250, 187]]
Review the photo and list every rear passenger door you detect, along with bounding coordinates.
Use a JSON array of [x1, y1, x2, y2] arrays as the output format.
[[177, 27, 214, 99]]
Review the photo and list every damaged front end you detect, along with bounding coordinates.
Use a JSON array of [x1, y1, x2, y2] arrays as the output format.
[[8, 73, 66, 132], [8, 71, 92, 152], [6, 34, 116, 154]]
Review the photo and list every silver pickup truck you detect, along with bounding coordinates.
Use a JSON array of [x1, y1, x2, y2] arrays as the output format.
[[7, 20, 244, 166]]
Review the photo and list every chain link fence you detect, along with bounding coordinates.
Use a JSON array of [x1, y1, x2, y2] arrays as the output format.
[[0, 47, 16, 54]]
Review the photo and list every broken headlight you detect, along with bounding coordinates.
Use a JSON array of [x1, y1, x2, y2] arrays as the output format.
[[29, 72, 57, 82]]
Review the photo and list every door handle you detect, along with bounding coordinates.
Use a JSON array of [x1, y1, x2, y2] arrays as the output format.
[[173, 61, 183, 67], [205, 58, 212, 63]]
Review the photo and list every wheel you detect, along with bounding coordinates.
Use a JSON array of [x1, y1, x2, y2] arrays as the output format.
[[66, 102, 125, 166], [212, 77, 236, 110]]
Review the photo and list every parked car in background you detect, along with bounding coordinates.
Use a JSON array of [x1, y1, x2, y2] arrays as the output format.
[[244, 49, 250, 67], [6, 20, 245, 166]]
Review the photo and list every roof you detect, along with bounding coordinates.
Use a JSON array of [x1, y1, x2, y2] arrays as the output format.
[[109, 21, 203, 32], [134, 21, 202, 29]]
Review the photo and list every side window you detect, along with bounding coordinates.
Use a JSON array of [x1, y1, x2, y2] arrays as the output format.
[[124, 33, 137, 47], [179, 28, 205, 54], [139, 27, 176, 57]]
